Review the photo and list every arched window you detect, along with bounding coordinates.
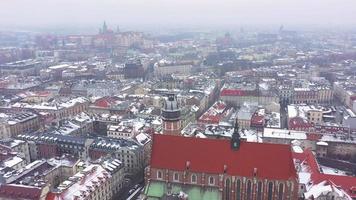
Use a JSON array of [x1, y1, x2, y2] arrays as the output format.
[[278, 183, 284, 200], [157, 171, 162, 179], [173, 172, 179, 182], [236, 179, 241, 200], [225, 179, 231, 200], [191, 174, 197, 184], [257, 181, 263, 200], [246, 180, 252, 200], [209, 176, 215, 185], [268, 182, 274, 200]]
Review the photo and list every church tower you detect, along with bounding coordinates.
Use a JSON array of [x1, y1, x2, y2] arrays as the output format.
[[161, 94, 181, 135], [102, 21, 108, 34], [231, 118, 241, 150]]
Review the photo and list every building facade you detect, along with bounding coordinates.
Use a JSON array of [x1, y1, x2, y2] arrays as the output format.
[[144, 125, 298, 200]]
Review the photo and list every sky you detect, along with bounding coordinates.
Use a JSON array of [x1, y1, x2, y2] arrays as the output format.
[[0, 0, 356, 32]]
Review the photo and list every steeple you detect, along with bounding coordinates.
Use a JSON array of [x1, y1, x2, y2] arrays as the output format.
[[231, 118, 241, 150], [102, 21, 108, 34]]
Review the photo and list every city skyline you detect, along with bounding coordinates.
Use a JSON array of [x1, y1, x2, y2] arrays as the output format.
[[0, 1, 356, 200], [1, 0, 356, 33]]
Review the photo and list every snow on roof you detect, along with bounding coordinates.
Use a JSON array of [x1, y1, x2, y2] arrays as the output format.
[[3, 156, 23, 168], [316, 141, 328, 146], [0, 113, 9, 118], [321, 134, 356, 144], [287, 104, 325, 119], [102, 159, 122, 173], [56, 164, 111, 199], [24, 160, 43, 170], [74, 112, 92, 123], [294, 88, 311, 91], [292, 145, 303, 153], [60, 97, 88, 108], [195, 132, 207, 138], [133, 121, 144, 131], [298, 171, 311, 185], [135, 133, 151, 145], [304, 181, 351, 199], [151, 119, 161, 125], [320, 165, 349, 176], [48, 64, 70, 69], [263, 128, 307, 140]]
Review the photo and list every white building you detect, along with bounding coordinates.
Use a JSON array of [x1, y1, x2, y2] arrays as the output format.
[[49, 164, 113, 200], [154, 60, 192, 77]]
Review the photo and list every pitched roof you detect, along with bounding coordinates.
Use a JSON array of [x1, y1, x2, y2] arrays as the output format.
[[220, 89, 247, 96], [0, 184, 42, 200], [150, 134, 297, 180], [294, 149, 356, 199]]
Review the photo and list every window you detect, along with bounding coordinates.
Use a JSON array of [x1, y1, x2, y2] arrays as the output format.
[[268, 182, 273, 200], [236, 179, 241, 200], [191, 174, 197, 184], [173, 172, 179, 182], [225, 179, 231, 200], [257, 181, 263, 200], [278, 183, 284, 200], [157, 171, 162, 179], [246, 180, 252, 200], [208, 177, 214, 185]]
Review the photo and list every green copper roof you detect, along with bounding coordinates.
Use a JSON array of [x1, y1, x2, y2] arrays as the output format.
[[186, 186, 220, 200], [145, 181, 221, 200], [171, 185, 183, 194], [145, 182, 165, 198], [186, 186, 201, 200], [202, 188, 220, 200]]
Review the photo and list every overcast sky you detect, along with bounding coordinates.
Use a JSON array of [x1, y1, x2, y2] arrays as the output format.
[[1, 0, 356, 31]]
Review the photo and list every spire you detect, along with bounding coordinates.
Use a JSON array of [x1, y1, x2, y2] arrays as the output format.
[[103, 21, 108, 33], [234, 117, 239, 134], [231, 118, 241, 150]]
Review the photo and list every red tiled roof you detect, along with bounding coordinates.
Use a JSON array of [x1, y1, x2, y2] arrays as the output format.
[[94, 97, 115, 108], [0, 184, 42, 200], [214, 101, 226, 110], [251, 114, 264, 125], [307, 133, 322, 141], [46, 192, 62, 200], [220, 89, 247, 96], [289, 117, 313, 129], [294, 150, 356, 198], [151, 134, 297, 180], [198, 115, 221, 124], [94, 98, 111, 108], [350, 95, 356, 101], [198, 101, 227, 124]]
